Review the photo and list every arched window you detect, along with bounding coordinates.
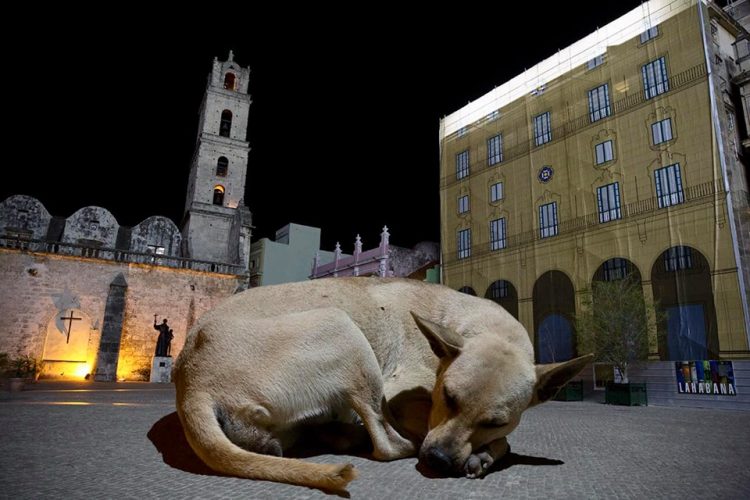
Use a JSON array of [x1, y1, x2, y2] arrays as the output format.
[[537, 314, 574, 363], [533, 270, 576, 363], [652, 246, 718, 360], [485, 280, 519, 319], [458, 286, 476, 296], [487, 280, 508, 300], [213, 185, 225, 206], [216, 157, 228, 177], [220, 110, 232, 137], [223, 72, 236, 90]]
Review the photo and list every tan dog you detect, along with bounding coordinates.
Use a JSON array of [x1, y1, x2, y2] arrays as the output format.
[[174, 277, 591, 491]]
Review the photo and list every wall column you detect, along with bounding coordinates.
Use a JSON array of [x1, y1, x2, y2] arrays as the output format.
[[641, 280, 660, 360], [93, 273, 128, 381]]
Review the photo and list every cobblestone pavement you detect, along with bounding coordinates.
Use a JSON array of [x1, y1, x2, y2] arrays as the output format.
[[1, 381, 748, 499]]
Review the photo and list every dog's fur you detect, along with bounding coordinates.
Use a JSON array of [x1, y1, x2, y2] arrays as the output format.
[[174, 277, 591, 491]]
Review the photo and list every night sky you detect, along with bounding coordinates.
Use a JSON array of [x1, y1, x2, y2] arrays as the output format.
[[1, 3, 643, 250]]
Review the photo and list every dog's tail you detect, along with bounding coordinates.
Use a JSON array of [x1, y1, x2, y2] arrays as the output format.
[[177, 391, 357, 491]]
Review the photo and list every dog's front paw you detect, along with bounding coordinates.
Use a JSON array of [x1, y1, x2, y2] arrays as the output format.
[[463, 439, 510, 478], [463, 451, 493, 479]]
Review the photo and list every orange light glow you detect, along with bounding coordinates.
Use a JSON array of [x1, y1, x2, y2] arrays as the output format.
[[73, 363, 91, 379]]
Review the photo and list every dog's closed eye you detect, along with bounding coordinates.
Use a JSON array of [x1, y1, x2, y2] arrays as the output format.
[[443, 386, 459, 412], [479, 419, 507, 429]]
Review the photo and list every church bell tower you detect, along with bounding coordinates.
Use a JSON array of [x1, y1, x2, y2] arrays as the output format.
[[182, 51, 253, 269]]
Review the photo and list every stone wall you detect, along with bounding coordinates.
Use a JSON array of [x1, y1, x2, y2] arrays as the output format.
[[130, 216, 182, 256], [0, 249, 241, 380], [0, 195, 51, 240], [63, 206, 119, 248], [388, 242, 440, 278]]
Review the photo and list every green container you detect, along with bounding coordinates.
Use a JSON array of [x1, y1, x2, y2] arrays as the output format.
[[553, 380, 583, 401], [605, 382, 647, 406]]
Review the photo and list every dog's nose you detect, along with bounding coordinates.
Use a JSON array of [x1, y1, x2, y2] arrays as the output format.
[[424, 447, 453, 474]]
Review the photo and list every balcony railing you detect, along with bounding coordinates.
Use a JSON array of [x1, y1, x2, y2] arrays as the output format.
[[444, 179, 722, 264], [0, 236, 247, 276], [441, 63, 708, 189]]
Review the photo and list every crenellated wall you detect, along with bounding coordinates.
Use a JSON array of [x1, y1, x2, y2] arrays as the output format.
[[0, 195, 51, 241], [130, 216, 182, 256]]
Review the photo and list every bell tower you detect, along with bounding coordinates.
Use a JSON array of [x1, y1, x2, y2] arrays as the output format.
[[182, 51, 253, 268]]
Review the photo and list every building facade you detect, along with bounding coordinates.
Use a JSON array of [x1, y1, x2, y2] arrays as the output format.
[[309, 227, 439, 280], [248, 223, 338, 287], [439, 0, 750, 379], [0, 52, 253, 381]]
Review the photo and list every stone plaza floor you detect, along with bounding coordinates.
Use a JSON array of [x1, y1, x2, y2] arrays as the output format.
[[0, 381, 748, 499]]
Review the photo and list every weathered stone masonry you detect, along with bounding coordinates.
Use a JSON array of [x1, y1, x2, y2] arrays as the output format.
[[0, 250, 241, 380]]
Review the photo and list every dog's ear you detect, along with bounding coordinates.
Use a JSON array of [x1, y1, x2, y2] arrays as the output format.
[[529, 353, 594, 406], [410, 312, 464, 359]]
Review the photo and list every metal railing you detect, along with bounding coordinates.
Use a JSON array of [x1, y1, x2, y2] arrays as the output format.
[[444, 179, 722, 264], [0, 236, 247, 276]]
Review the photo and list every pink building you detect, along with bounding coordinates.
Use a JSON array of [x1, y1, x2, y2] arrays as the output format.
[[310, 226, 439, 280]]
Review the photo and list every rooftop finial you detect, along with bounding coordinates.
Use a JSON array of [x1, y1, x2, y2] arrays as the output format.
[[228, 50, 234, 62]]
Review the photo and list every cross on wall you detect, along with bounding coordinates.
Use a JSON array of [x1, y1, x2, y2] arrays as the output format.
[[60, 310, 82, 344]]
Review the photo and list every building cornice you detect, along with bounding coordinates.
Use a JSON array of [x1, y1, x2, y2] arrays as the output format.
[[199, 132, 251, 152], [206, 84, 252, 104], [440, 0, 698, 139]]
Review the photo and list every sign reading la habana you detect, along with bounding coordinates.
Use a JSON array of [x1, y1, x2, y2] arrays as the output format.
[[675, 360, 736, 396]]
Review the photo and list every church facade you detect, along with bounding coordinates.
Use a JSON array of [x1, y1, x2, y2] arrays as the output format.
[[0, 52, 253, 381]]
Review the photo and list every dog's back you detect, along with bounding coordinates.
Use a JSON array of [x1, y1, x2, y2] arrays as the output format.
[[181, 277, 524, 365]]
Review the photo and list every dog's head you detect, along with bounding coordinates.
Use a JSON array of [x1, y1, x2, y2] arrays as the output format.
[[411, 313, 592, 476]]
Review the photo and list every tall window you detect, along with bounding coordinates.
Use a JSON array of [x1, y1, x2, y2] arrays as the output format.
[[664, 246, 693, 271], [539, 202, 558, 239], [458, 195, 470, 214], [487, 280, 508, 299], [588, 84, 611, 122], [654, 163, 684, 208], [220, 110, 233, 137], [534, 112, 552, 146], [490, 182, 504, 202], [652, 118, 673, 145], [456, 150, 470, 180], [223, 72, 236, 90], [597, 182, 622, 223], [643, 57, 669, 99], [587, 54, 605, 70], [489, 218, 506, 251], [457, 228, 471, 259], [602, 258, 628, 281], [640, 25, 659, 44], [487, 134, 503, 165], [216, 156, 229, 177], [595, 140, 614, 165], [213, 185, 225, 206]]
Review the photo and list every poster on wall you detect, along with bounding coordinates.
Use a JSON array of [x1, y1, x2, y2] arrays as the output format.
[[675, 361, 737, 396]]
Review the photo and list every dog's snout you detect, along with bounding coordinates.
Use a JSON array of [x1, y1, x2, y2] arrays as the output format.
[[423, 447, 453, 474]]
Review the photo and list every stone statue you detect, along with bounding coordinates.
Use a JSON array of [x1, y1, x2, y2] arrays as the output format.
[[153, 316, 174, 357]]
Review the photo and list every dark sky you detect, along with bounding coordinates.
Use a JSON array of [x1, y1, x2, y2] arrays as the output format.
[[1, 3, 642, 250]]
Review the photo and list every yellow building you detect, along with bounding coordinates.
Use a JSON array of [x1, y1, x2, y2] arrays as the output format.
[[439, 0, 750, 366]]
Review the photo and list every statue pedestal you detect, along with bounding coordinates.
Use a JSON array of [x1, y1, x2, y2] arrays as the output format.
[[150, 356, 173, 383]]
